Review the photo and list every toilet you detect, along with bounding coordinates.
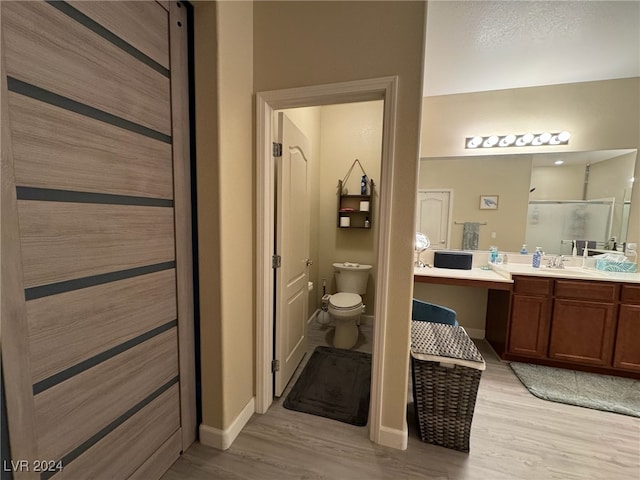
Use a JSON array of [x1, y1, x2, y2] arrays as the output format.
[[328, 262, 372, 349]]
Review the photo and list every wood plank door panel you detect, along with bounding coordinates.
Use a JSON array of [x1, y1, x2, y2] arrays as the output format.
[[3, 1, 171, 135], [1, 2, 194, 478]]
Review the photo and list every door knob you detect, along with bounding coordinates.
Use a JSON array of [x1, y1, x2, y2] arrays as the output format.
[[306, 259, 313, 266]]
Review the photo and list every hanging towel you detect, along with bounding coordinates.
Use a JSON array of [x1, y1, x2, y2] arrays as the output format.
[[574, 240, 597, 256], [462, 222, 480, 250]]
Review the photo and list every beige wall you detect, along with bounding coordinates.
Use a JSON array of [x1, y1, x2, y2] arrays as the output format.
[[530, 164, 585, 201], [420, 77, 640, 247], [419, 155, 531, 252], [255, 1, 426, 436], [194, 1, 254, 431], [413, 283, 487, 335], [318, 102, 383, 314]]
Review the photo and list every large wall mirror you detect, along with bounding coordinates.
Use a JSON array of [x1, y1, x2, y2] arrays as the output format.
[[418, 149, 637, 254], [527, 149, 636, 255]]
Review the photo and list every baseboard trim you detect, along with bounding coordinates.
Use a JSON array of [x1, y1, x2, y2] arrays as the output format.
[[199, 397, 255, 450], [377, 423, 408, 450], [464, 328, 485, 339]]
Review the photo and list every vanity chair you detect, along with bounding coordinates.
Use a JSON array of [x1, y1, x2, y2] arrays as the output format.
[[411, 299, 459, 326]]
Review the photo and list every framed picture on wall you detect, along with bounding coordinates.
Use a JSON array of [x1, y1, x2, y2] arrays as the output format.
[[480, 195, 499, 210]]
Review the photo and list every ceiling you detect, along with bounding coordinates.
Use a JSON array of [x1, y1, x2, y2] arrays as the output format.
[[423, 0, 640, 97]]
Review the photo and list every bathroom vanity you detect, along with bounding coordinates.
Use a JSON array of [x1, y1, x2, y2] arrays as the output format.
[[414, 259, 640, 379]]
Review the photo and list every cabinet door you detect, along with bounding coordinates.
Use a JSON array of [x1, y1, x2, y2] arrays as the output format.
[[549, 299, 617, 366], [508, 294, 551, 358], [613, 304, 640, 372]]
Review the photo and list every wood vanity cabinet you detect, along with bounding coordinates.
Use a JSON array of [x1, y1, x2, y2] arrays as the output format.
[[548, 280, 618, 367], [613, 285, 640, 372], [504, 276, 640, 378], [508, 276, 553, 358]]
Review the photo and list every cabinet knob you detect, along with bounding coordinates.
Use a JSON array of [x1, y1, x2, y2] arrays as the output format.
[[306, 259, 313, 266]]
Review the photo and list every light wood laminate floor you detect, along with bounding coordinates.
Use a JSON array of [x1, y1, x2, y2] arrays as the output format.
[[163, 321, 640, 480]]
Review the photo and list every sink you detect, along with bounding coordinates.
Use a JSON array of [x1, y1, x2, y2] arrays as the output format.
[[539, 266, 600, 277], [493, 263, 604, 279]]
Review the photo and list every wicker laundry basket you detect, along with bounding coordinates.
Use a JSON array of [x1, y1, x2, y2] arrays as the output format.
[[410, 321, 485, 453]]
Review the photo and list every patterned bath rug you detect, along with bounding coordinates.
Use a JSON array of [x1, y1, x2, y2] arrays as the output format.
[[510, 362, 640, 417]]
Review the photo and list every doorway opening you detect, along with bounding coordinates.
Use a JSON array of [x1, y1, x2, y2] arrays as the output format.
[[255, 77, 398, 445], [273, 101, 383, 400]]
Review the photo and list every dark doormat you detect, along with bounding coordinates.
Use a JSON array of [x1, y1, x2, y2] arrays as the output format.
[[283, 346, 371, 426]]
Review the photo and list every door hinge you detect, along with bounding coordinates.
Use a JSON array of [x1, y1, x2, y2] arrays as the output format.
[[271, 359, 280, 372], [273, 142, 282, 157], [272, 255, 281, 269]]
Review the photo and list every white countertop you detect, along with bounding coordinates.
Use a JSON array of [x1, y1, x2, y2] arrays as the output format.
[[414, 262, 640, 284], [414, 265, 513, 283], [491, 263, 640, 283]]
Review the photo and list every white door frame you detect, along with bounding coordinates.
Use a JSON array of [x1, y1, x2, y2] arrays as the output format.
[[255, 77, 398, 446]]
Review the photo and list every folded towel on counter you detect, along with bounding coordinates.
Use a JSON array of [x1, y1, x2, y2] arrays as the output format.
[[461, 222, 480, 250]]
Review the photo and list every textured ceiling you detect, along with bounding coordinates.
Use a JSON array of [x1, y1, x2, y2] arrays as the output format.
[[424, 0, 640, 97]]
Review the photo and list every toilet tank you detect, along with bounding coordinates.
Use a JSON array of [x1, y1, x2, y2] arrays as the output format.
[[333, 262, 372, 294]]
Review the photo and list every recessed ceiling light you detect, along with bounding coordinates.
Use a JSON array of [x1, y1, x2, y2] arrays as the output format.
[[554, 160, 564, 165]]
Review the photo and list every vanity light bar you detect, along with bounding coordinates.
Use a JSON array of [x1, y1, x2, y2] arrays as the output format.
[[465, 131, 570, 149]]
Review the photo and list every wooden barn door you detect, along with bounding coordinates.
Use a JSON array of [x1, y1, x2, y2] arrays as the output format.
[[1, 1, 195, 479]]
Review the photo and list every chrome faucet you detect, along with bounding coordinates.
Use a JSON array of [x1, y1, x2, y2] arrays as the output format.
[[556, 255, 566, 269], [547, 255, 565, 269]]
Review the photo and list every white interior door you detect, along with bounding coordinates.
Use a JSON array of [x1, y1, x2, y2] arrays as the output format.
[[275, 113, 311, 396], [416, 190, 452, 250]]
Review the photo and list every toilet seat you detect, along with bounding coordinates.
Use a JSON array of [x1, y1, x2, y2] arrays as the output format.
[[328, 292, 362, 310]]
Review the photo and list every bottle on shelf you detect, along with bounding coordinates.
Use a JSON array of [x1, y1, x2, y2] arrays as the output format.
[[364, 217, 370, 228], [361, 175, 368, 195]]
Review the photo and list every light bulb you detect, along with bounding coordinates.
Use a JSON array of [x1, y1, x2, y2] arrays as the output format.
[[516, 133, 534, 146], [466, 136, 482, 149], [539, 132, 552, 143], [499, 134, 516, 147], [483, 135, 499, 147], [558, 131, 571, 142]]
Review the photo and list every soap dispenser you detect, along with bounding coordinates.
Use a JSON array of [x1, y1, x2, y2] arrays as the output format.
[[532, 247, 542, 268], [520, 244, 528, 254]]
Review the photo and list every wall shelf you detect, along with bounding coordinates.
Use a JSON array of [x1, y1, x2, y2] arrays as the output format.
[[337, 179, 374, 229]]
